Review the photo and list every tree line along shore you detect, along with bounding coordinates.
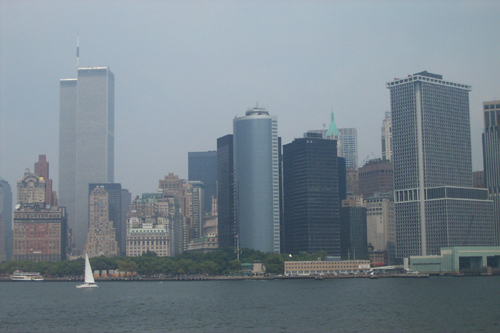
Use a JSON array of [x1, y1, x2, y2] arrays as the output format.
[[0, 248, 330, 278]]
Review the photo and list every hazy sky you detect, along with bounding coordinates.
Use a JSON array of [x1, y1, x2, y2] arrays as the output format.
[[1, 0, 499, 200]]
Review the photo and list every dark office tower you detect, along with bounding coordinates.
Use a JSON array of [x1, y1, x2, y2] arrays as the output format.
[[339, 202, 368, 260], [188, 151, 217, 215], [234, 108, 280, 253], [121, 188, 132, 254], [387, 71, 494, 257], [88, 183, 126, 256], [217, 134, 236, 248], [59, 67, 114, 252], [278, 137, 284, 254], [0, 178, 12, 262], [283, 134, 340, 256], [358, 158, 394, 199], [482, 100, 500, 245], [338, 157, 347, 206]]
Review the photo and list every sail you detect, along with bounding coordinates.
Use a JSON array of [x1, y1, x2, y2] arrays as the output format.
[[84, 253, 96, 284]]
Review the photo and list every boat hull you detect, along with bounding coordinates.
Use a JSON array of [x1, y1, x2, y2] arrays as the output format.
[[76, 283, 99, 288]]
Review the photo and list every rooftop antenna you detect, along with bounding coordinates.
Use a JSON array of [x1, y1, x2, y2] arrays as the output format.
[[76, 34, 80, 70]]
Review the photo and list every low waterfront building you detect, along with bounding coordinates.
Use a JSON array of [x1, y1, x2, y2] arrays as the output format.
[[369, 250, 387, 266], [410, 246, 500, 275], [284, 260, 371, 276], [126, 216, 171, 257], [186, 234, 218, 253]]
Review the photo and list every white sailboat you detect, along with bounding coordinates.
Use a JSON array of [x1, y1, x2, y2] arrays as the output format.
[[76, 253, 98, 288]]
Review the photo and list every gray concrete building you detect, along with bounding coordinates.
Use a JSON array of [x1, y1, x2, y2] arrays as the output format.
[[482, 100, 500, 245], [59, 67, 114, 253], [387, 71, 495, 258]]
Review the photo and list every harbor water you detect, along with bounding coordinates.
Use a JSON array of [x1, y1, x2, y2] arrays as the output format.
[[1, 276, 499, 332]]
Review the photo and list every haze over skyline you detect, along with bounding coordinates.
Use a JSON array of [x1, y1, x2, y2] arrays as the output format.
[[1, 1, 499, 200]]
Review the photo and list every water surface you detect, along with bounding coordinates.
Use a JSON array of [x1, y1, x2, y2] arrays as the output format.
[[1, 277, 499, 332]]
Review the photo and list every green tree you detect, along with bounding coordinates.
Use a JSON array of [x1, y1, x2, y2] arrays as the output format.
[[264, 253, 284, 274], [117, 259, 138, 275], [199, 261, 218, 275], [229, 259, 242, 271]]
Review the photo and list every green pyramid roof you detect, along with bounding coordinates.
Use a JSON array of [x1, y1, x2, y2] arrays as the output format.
[[326, 111, 339, 137]]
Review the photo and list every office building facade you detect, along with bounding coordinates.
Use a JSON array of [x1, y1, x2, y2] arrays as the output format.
[[217, 134, 236, 248], [358, 158, 394, 199], [184, 181, 204, 241], [88, 183, 127, 256], [233, 108, 280, 253], [381, 112, 392, 161], [340, 202, 368, 260], [482, 100, 500, 245], [365, 193, 395, 264], [59, 67, 114, 253], [338, 128, 358, 169], [283, 135, 340, 256], [13, 168, 67, 261], [85, 187, 118, 257], [387, 71, 495, 257], [0, 178, 12, 262], [126, 193, 179, 257], [188, 151, 217, 215]]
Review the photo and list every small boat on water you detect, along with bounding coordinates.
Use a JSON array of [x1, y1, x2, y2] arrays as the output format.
[[10, 270, 44, 281], [76, 253, 98, 288]]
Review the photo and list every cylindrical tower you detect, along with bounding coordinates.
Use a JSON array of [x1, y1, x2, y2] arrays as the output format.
[[233, 108, 280, 253]]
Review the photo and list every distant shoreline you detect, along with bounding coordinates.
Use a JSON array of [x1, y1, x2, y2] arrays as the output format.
[[0, 273, 441, 282]]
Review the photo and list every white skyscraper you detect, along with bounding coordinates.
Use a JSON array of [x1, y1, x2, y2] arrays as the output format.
[[338, 128, 358, 169]]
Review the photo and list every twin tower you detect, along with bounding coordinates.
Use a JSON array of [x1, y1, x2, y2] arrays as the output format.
[[59, 67, 114, 251]]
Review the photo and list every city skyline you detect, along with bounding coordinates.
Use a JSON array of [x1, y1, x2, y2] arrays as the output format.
[[1, 1, 499, 203]]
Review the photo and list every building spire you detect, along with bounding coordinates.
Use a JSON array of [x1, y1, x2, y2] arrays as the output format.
[[77, 34, 80, 70], [326, 111, 339, 137]]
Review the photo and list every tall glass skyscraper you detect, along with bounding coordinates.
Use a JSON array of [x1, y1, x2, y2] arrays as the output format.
[[233, 108, 280, 253], [482, 100, 500, 245], [387, 71, 494, 257], [59, 67, 114, 253]]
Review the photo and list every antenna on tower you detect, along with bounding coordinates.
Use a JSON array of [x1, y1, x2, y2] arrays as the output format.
[[76, 34, 80, 70]]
